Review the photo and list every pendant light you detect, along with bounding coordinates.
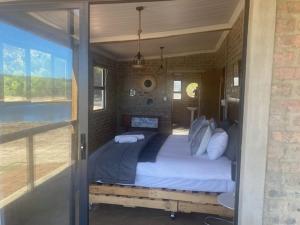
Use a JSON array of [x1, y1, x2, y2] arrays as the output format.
[[157, 46, 167, 75], [132, 6, 145, 69]]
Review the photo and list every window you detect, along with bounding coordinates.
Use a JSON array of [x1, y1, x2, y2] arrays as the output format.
[[186, 83, 199, 98], [93, 66, 107, 110], [173, 80, 182, 100]]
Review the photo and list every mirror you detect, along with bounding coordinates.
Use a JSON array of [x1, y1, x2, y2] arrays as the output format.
[[144, 79, 152, 88], [141, 76, 156, 92]]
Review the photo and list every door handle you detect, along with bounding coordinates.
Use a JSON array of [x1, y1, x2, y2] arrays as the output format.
[[80, 133, 87, 160]]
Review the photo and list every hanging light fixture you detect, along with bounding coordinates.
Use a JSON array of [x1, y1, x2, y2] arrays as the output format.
[[157, 46, 167, 75], [132, 6, 145, 69]]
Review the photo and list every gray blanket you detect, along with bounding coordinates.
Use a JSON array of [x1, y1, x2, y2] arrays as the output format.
[[89, 131, 160, 184]]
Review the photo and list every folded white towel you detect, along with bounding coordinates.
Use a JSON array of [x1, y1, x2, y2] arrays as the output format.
[[114, 136, 138, 143], [115, 134, 145, 141]]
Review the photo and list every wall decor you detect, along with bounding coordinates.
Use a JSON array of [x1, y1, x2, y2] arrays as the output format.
[[233, 61, 240, 87], [141, 75, 157, 92], [146, 98, 154, 105], [129, 88, 136, 96]]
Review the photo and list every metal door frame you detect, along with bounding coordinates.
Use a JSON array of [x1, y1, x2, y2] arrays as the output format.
[[0, 2, 90, 225]]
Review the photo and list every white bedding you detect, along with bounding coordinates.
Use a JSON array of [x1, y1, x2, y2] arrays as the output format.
[[134, 135, 235, 192]]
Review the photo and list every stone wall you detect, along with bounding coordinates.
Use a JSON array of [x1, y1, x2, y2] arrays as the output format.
[[88, 52, 118, 153], [263, 1, 300, 224]]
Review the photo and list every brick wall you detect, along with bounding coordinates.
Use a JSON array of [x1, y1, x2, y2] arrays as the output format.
[[263, 1, 300, 224], [116, 59, 172, 133], [215, 11, 245, 99], [117, 53, 216, 131], [88, 52, 118, 153]]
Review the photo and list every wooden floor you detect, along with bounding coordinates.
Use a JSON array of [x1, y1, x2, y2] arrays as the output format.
[[89, 204, 215, 225]]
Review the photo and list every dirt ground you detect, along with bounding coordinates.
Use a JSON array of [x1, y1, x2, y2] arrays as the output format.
[[0, 123, 72, 202]]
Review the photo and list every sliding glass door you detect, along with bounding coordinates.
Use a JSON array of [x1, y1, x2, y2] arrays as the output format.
[[0, 2, 89, 225]]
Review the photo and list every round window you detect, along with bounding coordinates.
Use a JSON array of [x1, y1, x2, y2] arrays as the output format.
[[186, 83, 199, 98]]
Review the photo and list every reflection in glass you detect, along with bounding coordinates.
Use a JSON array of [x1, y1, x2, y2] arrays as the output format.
[[0, 9, 79, 225], [3, 44, 26, 101]]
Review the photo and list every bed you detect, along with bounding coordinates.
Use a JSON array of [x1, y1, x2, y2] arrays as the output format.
[[89, 101, 239, 218], [134, 135, 234, 193]]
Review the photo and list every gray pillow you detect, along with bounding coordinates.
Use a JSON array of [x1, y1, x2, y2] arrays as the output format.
[[188, 116, 205, 141], [218, 119, 233, 132], [190, 121, 211, 156], [224, 123, 239, 161], [209, 118, 217, 130]]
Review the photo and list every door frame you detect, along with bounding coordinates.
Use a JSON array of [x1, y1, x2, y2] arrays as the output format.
[[0, 2, 90, 225], [237, 0, 276, 225]]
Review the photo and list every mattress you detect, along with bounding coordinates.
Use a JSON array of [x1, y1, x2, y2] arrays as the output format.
[[134, 135, 235, 192]]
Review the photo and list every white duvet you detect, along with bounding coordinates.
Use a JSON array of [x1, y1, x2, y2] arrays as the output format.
[[135, 135, 235, 192]]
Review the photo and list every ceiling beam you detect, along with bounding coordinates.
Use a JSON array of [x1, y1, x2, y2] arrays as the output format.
[[90, 23, 232, 44]]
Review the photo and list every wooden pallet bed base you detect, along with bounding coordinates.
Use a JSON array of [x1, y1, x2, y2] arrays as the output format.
[[89, 184, 234, 218]]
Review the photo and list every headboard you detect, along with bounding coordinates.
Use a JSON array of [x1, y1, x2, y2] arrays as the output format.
[[227, 97, 240, 123], [131, 116, 159, 130], [121, 114, 160, 131]]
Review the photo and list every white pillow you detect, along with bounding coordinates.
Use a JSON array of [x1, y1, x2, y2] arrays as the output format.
[[207, 128, 229, 160], [194, 125, 213, 157]]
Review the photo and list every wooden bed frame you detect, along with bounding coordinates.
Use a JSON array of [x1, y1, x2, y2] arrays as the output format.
[[89, 100, 239, 218], [89, 183, 233, 218]]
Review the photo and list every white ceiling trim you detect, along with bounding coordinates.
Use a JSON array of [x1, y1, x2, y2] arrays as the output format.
[[213, 0, 244, 52], [90, 23, 231, 43], [215, 30, 229, 51], [228, 0, 245, 27]]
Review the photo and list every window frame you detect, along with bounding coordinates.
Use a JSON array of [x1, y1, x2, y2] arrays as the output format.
[[172, 80, 182, 100], [92, 65, 107, 111]]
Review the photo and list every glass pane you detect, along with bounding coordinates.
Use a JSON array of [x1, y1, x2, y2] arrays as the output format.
[[173, 80, 181, 92], [30, 49, 52, 101], [53, 58, 70, 100], [34, 126, 71, 185], [94, 89, 104, 110], [0, 8, 80, 225], [3, 44, 27, 102], [0, 139, 28, 204], [173, 93, 182, 100], [94, 66, 103, 87]]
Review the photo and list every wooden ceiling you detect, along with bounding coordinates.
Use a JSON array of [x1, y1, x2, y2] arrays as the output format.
[[91, 0, 244, 60], [25, 0, 244, 60]]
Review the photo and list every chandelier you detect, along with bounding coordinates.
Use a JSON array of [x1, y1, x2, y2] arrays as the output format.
[[132, 6, 145, 69], [157, 46, 167, 75]]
